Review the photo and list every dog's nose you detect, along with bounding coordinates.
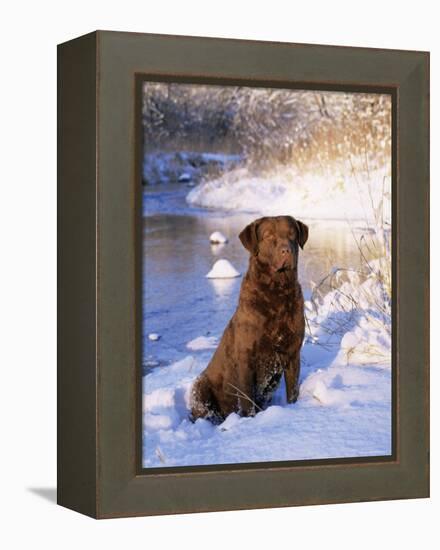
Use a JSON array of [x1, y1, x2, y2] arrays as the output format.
[[280, 246, 291, 256]]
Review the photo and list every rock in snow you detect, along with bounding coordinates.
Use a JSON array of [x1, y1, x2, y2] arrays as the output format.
[[209, 231, 228, 244], [148, 333, 161, 341], [205, 259, 240, 279], [178, 173, 191, 183]]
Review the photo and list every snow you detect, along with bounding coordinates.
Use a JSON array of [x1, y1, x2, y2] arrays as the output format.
[[143, 151, 242, 185], [187, 165, 391, 223], [186, 336, 218, 350], [178, 173, 191, 183], [142, 267, 392, 467], [206, 259, 241, 279], [209, 230, 228, 244]]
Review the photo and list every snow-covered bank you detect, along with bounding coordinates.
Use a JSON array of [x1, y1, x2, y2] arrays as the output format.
[[142, 267, 392, 467], [187, 165, 391, 223], [143, 151, 242, 185]]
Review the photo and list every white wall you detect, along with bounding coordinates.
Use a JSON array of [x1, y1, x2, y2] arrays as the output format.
[[0, 1, 437, 548]]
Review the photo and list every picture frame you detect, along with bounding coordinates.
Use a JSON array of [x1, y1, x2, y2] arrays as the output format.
[[57, 30, 429, 518]]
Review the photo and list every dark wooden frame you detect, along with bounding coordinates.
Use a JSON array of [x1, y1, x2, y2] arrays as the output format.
[[58, 30, 429, 519], [134, 75, 399, 476]]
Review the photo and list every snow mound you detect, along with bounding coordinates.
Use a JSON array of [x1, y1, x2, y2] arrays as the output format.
[[301, 365, 390, 408], [186, 335, 219, 351], [206, 259, 241, 279], [209, 231, 228, 244], [187, 165, 391, 223]]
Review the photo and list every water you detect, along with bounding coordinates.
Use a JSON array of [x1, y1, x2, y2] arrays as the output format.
[[142, 183, 367, 368]]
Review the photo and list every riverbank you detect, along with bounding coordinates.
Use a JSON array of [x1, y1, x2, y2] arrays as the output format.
[[187, 164, 391, 223]]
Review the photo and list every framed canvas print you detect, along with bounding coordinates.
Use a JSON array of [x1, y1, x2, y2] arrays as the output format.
[[57, 31, 429, 518]]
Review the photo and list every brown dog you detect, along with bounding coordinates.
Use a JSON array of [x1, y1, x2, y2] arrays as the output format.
[[190, 215, 308, 423]]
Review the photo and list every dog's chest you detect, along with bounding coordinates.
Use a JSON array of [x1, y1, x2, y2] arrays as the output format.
[[262, 300, 298, 351]]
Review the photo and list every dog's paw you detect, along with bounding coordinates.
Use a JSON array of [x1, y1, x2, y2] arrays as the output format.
[[287, 386, 300, 404], [239, 405, 257, 418]]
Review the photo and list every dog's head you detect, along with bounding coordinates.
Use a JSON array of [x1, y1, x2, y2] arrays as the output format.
[[239, 216, 308, 274]]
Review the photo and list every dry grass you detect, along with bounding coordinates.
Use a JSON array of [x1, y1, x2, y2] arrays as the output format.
[[304, 178, 391, 368]]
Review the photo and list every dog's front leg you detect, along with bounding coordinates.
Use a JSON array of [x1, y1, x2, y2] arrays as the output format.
[[284, 354, 300, 404], [237, 368, 256, 417]]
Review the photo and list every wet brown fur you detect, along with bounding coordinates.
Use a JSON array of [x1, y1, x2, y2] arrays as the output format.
[[190, 216, 309, 423]]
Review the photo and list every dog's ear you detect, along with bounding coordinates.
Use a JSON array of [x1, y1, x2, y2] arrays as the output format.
[[295, 219, 309, 249], [239, 219, 261, 254]]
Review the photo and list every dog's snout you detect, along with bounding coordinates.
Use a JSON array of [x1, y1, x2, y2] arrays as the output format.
[[280, 245, 291, 256]]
